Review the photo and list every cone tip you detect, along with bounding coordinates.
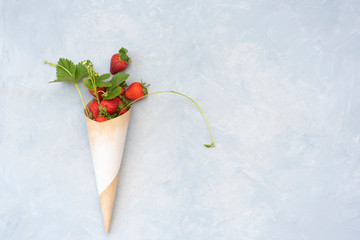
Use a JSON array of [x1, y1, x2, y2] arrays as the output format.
[[104, 222, 110, 234], [101, 197, 114, 234], [99, 171, 120, 234]]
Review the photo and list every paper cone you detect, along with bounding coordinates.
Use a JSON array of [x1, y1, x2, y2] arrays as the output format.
[[85, 109, 131, 233]]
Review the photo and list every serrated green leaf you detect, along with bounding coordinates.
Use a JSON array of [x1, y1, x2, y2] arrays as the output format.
[[95, 74, 111, 82], [92, 74, 112, 88], [103, 86, 122, 100], [56, 58, 76, 83], [110, 73, 129, 90], [97, 82, 112, 87], [74, 62, 87, 83]]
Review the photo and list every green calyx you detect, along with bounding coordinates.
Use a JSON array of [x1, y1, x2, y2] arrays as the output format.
[[118, 47, 131, 63], [141, 81, 150, 95]]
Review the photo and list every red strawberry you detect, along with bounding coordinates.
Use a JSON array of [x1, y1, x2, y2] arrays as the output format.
[[89, 87, 106, 100], [117, 107, 128, 116], [110, 47, 131, 74], [120, 86, 125, 95], [95, 116, 107, 122], [119, 82, 128, 95], [89, 100, 100, 119], [100, 98, 119, 114], [125, 82, 149, 101], [114, 96, 122, 106]]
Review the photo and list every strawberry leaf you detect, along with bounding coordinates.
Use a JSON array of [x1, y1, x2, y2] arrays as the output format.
[[102, 73, 129, 100], [56, 58, 76, 83], [74, 62, 87, 83], [84, 73, 112, 90], [95, 74, 112, 87], [97, 82, 112, 88], [103, 86, 122, 100], [50, 58, 88, 84], [96, 73, 111, 82], [110, 72, 129, 90]]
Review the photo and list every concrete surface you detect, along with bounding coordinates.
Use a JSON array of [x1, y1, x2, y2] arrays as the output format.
[[1, 0, 360, 239]]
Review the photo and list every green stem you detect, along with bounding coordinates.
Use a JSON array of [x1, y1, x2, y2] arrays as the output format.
[[95, 88, 101, 106], [124, 91, 215, 148], [44, 60, 72, 76], [74, 82, 89, 116]]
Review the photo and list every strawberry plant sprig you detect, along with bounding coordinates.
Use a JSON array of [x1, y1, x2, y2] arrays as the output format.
[[83, 63, 130, 120], [45, 54, 215, 148], [44, 58, 90, 116], [82, 60, 109, 105], [123, 91, 215, 148]]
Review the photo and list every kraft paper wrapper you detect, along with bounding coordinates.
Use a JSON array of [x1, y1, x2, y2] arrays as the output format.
[[85, 109, 131, 233]]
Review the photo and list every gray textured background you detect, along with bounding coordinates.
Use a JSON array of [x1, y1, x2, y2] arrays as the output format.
[[1, 0, 360, 239]]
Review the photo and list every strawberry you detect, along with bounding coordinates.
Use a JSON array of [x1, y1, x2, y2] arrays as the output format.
[[100, 98, 119, 115], [89, 87, 106, 100], [95, 116, 107, 122], [110, 47, 131, 74], [89, 100, 100, 119], [114, 96, 122, 106], [119, 82, 128, 95], [117, 107, 128, 116], [125, 82, 149, 101], [120, 86, 125, 95]]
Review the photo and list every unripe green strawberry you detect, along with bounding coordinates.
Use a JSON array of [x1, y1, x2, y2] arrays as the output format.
[[100, 98, 119, 114]]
